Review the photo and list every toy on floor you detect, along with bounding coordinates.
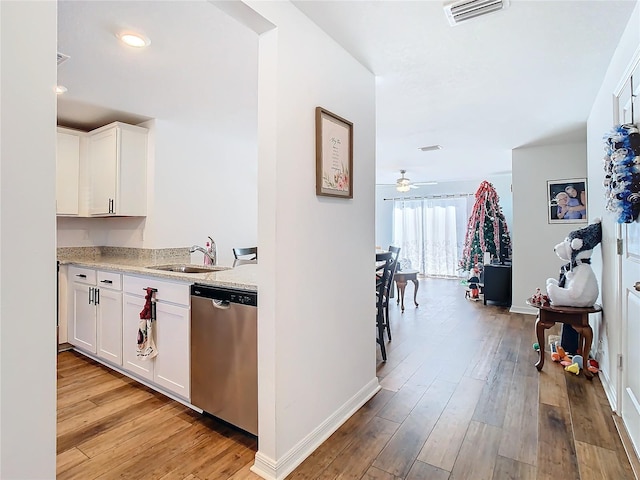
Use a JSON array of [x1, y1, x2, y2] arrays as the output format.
[[546, 219, 602, 307], [466, 263, 482, 301], [551, 342, 572, 364], [588, 359, 600, 374], [572, 355, 584, 369], [565, 362, 580, 375]]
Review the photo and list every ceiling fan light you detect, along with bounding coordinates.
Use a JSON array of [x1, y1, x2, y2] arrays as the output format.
[[397, 184, 411, 192]]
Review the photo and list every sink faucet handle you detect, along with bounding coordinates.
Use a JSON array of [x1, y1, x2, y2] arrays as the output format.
[[206, 236, 217, 265]]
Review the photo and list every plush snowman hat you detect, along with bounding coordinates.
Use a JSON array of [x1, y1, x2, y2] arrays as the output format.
[[567, 218, 602, 261]]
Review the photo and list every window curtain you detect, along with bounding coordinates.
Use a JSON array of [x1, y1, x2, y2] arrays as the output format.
[[392, 196, 470, 278]]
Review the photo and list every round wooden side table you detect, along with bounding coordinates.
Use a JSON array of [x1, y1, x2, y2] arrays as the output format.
[[527, 298, 601, 379]]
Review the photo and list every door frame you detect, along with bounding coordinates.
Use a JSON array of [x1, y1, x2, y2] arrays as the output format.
[[613, 46, 640, 452]]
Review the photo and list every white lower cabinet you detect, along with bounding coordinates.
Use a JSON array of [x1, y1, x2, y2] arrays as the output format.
[[70, 281, 96, 353], [122, 275, 191, 400], [154, 302, 190, 399], [68, 266, 122, 363], [68, 266, 191, 401], [96, 271, 123, 365]]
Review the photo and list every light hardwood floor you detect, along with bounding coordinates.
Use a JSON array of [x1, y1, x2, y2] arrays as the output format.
[[57, 277, 635, 479]]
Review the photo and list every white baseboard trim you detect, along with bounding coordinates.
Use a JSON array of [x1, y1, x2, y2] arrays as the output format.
[[613, 413, 640, 480], [250, 377, 381, 480], [510, 305, 537, 315], [600, 366, 618, 413]]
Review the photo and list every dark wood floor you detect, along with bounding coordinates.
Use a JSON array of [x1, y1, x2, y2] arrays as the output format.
[[57, 277, 635, 479]]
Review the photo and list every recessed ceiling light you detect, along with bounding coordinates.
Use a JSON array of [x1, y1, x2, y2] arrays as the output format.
[[117, 31, 151, 48], [55, 85, 67, 95], [418, 145, 442, 152]]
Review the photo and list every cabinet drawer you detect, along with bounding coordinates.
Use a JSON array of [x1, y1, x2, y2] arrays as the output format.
[[123, 275, 190, 306], [68, 266, 96, 285], [97, 270, 122, 290]]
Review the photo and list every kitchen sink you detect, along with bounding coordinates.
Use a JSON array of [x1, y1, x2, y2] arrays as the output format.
[[146, 264, 230, 274]]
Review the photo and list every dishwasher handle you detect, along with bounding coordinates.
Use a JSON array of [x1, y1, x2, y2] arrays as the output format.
[[211, 299, 231, 310]]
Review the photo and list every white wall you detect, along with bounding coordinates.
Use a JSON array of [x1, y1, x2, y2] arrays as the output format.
[[240, 2, 378, 478], [56, 1, 259, 268], [511, 142, 588, 314], [375, 174, 513, 258], [0, 2, 57, 477], [586, 1, 640, 407]]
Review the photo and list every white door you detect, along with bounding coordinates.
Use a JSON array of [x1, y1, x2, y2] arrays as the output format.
[[56, 130, 80, 215], [97, 288, 123, 366], [89, 127, 118, 215], [617, 60, 640, 454], [621, 221, 640, 451], [122, 294, 154, 381], [154, 302, 190, 399], [71, 283, 96, 353]]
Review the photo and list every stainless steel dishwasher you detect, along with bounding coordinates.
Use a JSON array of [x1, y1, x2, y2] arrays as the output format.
[[190, 284, 257, 436]]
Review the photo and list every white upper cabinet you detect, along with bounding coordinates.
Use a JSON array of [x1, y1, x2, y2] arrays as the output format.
[[56, 127, 81, 215], [88, 122, 148, 216]]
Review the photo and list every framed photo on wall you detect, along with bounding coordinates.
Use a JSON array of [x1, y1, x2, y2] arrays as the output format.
[[547, 178, 588, 224], [315, 107, 353, 198]]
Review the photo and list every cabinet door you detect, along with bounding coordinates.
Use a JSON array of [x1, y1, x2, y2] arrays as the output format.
[[71, 283, 96, 353], [154, 302, 190, 399], [56, 130, 80, 215], [89, 127, 118, 215], [122, 294, 154, 381], [97, 288, 123, 366]]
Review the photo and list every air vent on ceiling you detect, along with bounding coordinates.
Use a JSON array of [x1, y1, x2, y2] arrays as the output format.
[[57, 52, 70, 66], [443, 0, 509, 26]]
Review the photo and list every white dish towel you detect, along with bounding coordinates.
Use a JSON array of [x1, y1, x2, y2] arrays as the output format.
[[137, 288, 158, 360]]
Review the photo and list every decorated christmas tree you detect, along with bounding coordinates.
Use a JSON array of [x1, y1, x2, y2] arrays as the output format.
[[459, 181, 512, 272]]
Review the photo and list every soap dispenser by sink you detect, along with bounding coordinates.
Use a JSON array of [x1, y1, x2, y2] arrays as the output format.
[[204, 241, 212, 266]]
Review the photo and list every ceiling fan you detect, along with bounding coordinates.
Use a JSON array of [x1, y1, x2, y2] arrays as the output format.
[[396, 170, 419, 192]]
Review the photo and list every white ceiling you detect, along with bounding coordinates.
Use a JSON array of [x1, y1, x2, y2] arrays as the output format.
[[57, 1, 637, 186]]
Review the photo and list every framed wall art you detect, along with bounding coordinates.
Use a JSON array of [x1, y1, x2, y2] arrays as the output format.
[[547, 178, 588, 224], [315, 106, 353, 198]]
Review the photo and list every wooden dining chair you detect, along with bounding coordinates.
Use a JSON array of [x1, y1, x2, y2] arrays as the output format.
[[376, 251, 394, 361], [233, 247, 257, 260], [383, 246, 401, 340], [232, 247, 257, 267]]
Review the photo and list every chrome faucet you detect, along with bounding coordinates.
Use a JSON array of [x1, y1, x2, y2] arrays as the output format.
[[190, 237, 216, 265]]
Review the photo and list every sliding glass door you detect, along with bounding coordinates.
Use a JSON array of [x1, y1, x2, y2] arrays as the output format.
[[392, 196, 471, 278]]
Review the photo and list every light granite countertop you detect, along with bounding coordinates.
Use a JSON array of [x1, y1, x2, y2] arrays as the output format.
[[57, 247, 257, 291]]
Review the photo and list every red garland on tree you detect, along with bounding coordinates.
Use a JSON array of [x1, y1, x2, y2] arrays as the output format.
[[459, 181, 512, 272]]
